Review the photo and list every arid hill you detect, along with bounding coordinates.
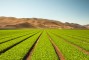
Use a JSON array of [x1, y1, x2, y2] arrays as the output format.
[[0, 17, 88, 29], [84, 24, 89, 29]]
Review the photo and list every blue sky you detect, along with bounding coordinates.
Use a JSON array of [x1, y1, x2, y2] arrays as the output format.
[[0, 0, 89, 25]]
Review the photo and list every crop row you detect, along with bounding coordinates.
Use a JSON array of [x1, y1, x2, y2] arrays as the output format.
[[47, 31, 89, 60], [0, 29, 38, 39], [0, 31, 42, 60], [48, 30, 89, 51], [0, 29, 41, 43], [0, 29, 89, 60], [0, 31, 39, 54], [30, 31, 59, 60]]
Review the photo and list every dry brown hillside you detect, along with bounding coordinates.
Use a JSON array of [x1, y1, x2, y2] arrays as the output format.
[[0, 17, 88, 29]]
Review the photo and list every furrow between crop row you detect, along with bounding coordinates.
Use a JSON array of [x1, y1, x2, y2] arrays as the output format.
[[0, 30, 31, 39], [0, 33, 29, 44], [54, 32, 89, 43], [52, 32, 89, 52], [53, 33, 89, 55], [0, 31, 39, 55], [24, 32, 43, 60], [30, 31, 59, 60], [47, 33, 65, 60], [47, 31, 89, 60], [0, 31, 42, 60], [0, 31, 36, 44]]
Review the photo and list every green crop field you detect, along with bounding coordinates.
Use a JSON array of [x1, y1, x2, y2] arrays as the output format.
[[0, 29, 89, 60]]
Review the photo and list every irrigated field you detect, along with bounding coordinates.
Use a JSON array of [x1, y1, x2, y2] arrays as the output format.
[[0, 29, 89, 60]]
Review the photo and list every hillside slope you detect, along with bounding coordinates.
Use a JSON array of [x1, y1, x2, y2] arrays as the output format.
[[0, 17, 88, 29]]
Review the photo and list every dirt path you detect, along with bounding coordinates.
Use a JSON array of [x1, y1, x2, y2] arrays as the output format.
[[26, 33, 42, 60], [53, 33, 89, 56], [47, 33, 65, 60]]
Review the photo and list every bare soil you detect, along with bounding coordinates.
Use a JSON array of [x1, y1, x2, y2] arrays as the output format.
[[47, 33, 65, 60], [26, 33, 42, 60]]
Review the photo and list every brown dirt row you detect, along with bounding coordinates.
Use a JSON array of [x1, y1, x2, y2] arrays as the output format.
[[26, 32, 42, 60], [53, 33, 89, 56], [47, 33, 65, 60]]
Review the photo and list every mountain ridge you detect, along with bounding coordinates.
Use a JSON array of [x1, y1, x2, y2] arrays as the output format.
[[0, 17, 88, 29]]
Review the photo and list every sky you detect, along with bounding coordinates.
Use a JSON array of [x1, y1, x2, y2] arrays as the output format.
[[0, 0, 89, 25]]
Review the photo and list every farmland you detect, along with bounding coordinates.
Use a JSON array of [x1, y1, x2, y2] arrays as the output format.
[[0, 29, 89, 60]]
